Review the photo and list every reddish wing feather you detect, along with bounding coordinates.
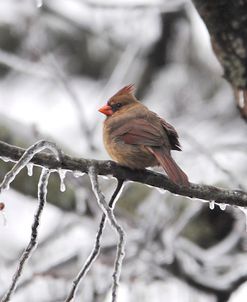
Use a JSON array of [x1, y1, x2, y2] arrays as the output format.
[[110, 119, 164, 146], [146, 146, 189, 186]]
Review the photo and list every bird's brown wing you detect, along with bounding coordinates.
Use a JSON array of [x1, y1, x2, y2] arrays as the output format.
[[110, 118, 166, 147], [160, 118, 181, 151], [110, 118, 189, 186]]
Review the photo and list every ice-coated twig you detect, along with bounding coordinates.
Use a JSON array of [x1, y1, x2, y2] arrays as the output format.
[[89, 166, 126, 302], [65, 179, 124, 302], [1, 169, 50, 302], [0, 140, 62, 194]]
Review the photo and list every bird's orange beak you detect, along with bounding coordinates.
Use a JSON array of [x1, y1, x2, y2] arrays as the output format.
[[98, 104, 113, 116]]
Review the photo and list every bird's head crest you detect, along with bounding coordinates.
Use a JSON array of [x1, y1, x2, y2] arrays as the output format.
[[113, 84, 135, 98]]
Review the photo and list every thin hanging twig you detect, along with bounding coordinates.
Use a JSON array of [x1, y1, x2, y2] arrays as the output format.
[[88, 166, 126, 302], [65, 179, 124, 302], [1, 168, 50, 302]]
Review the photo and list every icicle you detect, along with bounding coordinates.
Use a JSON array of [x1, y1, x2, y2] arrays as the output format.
[[209, 201, 215, 210], [26, 163, 33, 176], [73, 171, 84, 178], [58, 169, 67, 192], [239, 207, 247, 232], [36, 0, 43, 8], [0, 211, 7, 226], [219, 203, 226, 211]]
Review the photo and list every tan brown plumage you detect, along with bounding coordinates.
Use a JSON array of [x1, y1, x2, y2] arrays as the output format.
[[98, 84, 189, 186]]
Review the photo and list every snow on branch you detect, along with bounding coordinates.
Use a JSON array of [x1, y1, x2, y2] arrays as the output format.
[[1, 169, 50, 302], [0, 140, 247, 208]]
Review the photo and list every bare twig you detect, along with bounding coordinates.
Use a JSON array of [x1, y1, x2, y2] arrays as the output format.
[[0, 140, 246, 207], [89, 166, 126, 302], [1, 168, 50, 302], [65, 179, 124, 302]]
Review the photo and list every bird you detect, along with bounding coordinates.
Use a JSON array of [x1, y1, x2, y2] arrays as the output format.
[[98, 84, 189, 186]]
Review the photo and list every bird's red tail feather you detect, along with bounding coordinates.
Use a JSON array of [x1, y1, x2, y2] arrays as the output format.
[[147, 147, 189, 186]]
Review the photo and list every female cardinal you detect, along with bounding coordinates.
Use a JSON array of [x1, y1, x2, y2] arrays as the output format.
[[98, 85, 189, 186]]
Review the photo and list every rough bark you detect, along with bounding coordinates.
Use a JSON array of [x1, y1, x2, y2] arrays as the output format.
[[192, 0, 247, 120]]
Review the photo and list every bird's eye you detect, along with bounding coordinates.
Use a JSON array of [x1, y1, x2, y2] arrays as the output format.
[[111, 103, 123, 112]]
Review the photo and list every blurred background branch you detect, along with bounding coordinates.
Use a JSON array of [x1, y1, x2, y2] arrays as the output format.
[[0, 0, 247, 301]]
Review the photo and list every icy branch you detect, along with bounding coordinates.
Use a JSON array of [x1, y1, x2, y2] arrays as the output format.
[[65, 179, 124, 302], [1, 169, 50, 302], [89, 166, 126, 302], [0, 140, 62, 194], [0, 140, 247, 208]]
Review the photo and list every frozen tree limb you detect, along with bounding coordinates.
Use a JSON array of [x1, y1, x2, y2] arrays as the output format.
[[0, 140, 247, 207], [89, 166, 126, 302], [0, 140, 62, 193], [65, 179, 124, 302], [1, 169, 50, 302], [191, 0, 247, 121]]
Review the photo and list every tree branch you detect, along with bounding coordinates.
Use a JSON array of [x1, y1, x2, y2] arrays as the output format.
[[88, 166, 126, 302], [64, 179, 124, 302], [192, 0, 247, 120], [0, 140, 247, 207], [1, 169, 50, 302]]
